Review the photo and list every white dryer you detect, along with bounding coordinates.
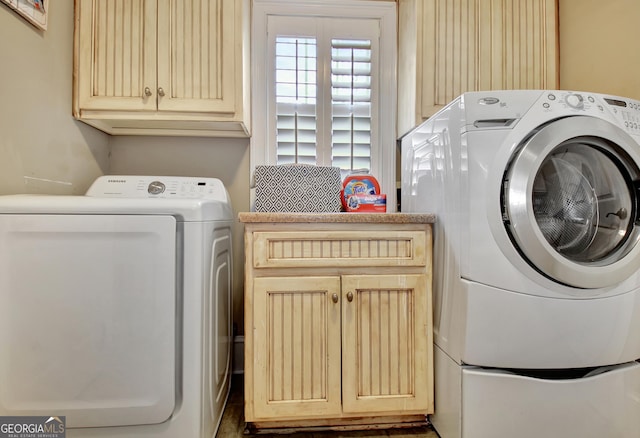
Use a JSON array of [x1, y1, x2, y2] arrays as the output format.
[[402, 91, 640, 438], [0, 175, 233, 438]]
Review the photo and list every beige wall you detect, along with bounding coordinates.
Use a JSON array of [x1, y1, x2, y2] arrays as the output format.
[[0, 1, 109, 195], [109, 136, 251, 334], [559, 0, 640, 99]]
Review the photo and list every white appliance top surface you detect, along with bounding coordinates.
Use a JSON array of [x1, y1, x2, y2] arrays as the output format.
[[459, 90, 640, 139], [0, 176, 233, 221]]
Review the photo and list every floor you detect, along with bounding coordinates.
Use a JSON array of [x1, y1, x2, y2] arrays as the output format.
[[217, 375, 440, 438]]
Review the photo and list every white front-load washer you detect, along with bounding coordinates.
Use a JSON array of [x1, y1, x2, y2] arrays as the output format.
[[402, 91, 640, 438], [0, 175, 233, 438]]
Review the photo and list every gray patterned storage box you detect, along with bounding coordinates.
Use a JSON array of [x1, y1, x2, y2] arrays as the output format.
[[254, 165, 343, 212]]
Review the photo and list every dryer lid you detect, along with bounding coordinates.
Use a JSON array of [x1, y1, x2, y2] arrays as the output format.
[[503, 116, 640, 289]]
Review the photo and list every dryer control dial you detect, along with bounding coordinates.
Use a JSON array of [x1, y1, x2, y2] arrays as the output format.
[[566, 93, 584, 110], [147, 181, 166, 195]]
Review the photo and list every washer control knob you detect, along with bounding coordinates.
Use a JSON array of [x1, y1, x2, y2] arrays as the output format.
[[566, 93, 584, 109], [148, 181, 166, 195]]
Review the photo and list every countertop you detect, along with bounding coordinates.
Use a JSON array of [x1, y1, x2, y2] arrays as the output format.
[[238, 212, 435, 224]]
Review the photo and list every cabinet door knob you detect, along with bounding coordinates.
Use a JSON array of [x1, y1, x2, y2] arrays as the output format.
[[346, 291, 354, 302], [331, 293, 339, 303], [158, 87, 165, 97], [144, 86, 152, 97]]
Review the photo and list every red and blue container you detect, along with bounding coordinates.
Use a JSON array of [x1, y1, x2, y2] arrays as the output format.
[[341, 171, 386, 212]]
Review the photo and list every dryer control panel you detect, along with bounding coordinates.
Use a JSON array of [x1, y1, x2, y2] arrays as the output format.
[[86, 175, 228, 200]]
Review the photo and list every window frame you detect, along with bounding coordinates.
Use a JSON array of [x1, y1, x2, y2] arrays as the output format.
[[251, 0, 398, 211]]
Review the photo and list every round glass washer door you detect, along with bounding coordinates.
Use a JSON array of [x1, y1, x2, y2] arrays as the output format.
[[503, 116, 640, 289]]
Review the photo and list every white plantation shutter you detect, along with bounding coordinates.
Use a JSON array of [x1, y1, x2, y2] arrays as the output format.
[[331, 39, 372, 175], [275, 37, 317, 165], [271, 24, 377, 175], [253, 1, 397, 210]]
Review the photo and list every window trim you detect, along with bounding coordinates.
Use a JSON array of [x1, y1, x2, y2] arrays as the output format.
[[251, 0, 398, 211]]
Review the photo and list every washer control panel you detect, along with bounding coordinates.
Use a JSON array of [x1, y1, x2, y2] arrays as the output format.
[[541, 91, 640, 135], [602, 96, 640, 134], [542, 92, 594, 111], [86, 175, 227, 200]]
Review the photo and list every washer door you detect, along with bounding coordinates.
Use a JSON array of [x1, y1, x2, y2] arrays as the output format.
[[503, 116, 640, 289]]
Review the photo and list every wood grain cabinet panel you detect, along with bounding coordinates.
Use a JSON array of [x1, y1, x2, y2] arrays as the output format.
[[342, 274, 431, 414], [73, 0, 250, 137], [398, 0, 558, 135], [157, 0, 236, 114], [252, 230, 426, 268], [75, 0, 155, 112], [242, 218, 434, 431], [252, 276, 342, 419]]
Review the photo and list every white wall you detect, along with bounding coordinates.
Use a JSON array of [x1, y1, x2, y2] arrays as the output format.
[[0, 1, 109, 195]]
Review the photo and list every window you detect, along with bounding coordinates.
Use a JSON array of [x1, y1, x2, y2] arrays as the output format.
[[274, 36, 373, 173], [252, 0, 397, 210]]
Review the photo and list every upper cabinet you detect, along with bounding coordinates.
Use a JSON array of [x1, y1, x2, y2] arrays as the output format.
[[73, 0, 250, 137], [397, 0, 558, 136]]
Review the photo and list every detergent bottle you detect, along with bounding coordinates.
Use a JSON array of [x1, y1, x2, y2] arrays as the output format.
[[341, 169, 383, 211]]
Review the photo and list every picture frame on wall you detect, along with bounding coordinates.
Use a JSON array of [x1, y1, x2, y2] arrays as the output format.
[[1, 0, 48, 30]]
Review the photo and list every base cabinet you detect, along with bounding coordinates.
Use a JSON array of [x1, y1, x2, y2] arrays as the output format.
[[241, 215, 434, 431]]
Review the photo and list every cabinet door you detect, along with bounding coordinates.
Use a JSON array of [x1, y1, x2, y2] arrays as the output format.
[[341, 274, 433, 414], [156, 0, 239, 114], [251, 276, 343, 419], [398, 0, 558, 132], [421, 0, 558, 117], [75, 0, 157, 111]]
